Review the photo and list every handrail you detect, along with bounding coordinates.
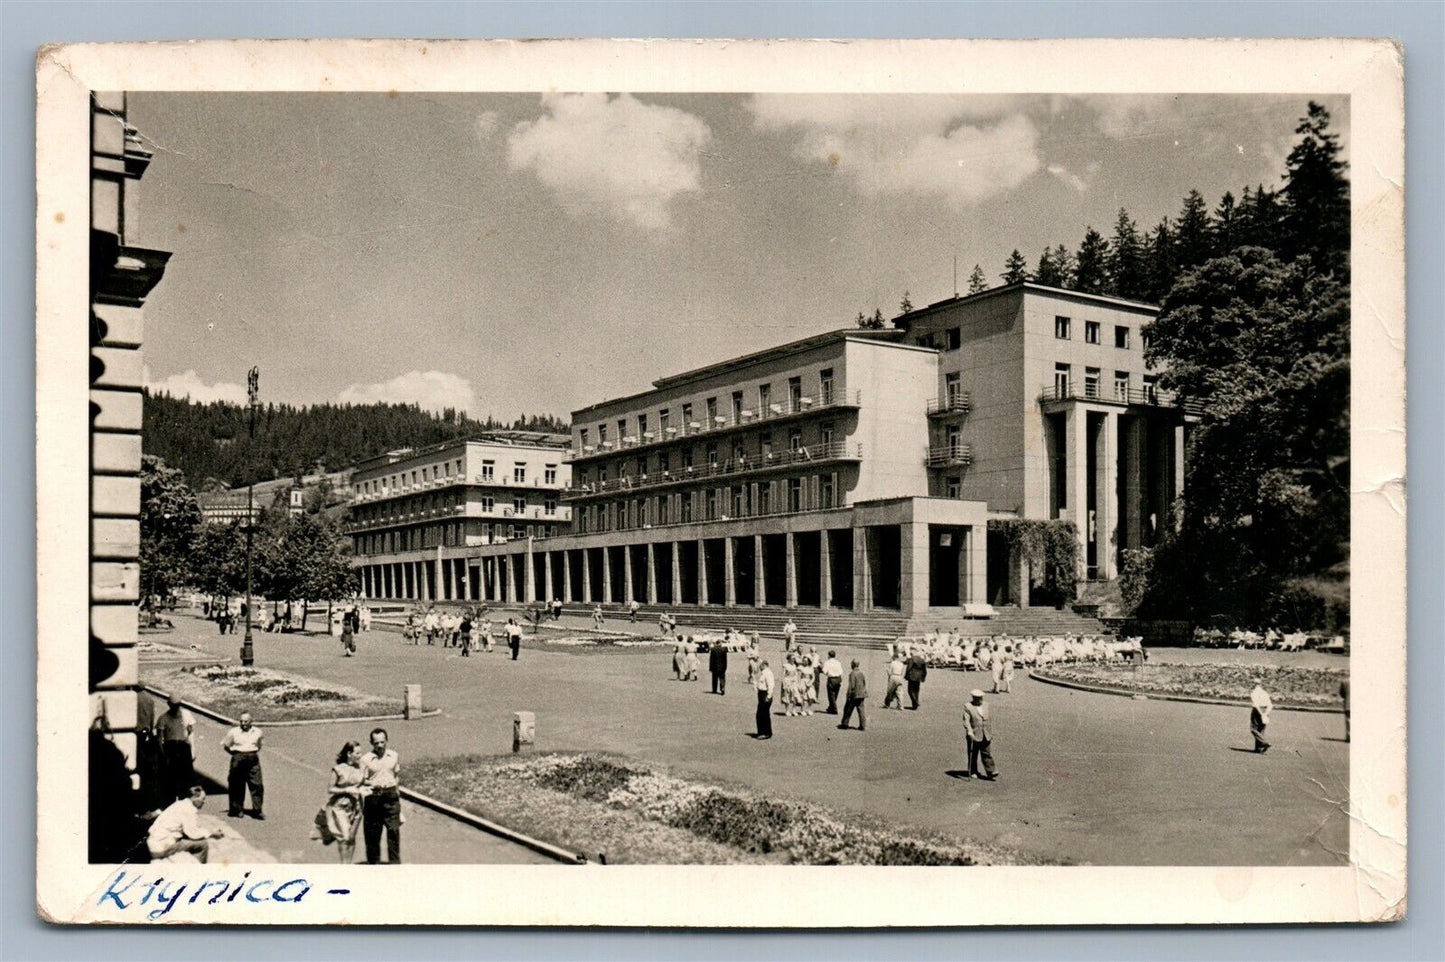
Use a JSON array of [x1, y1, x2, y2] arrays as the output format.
[[1038, 384, 1203, 415], [925, 393, 971, 416], [925, 444, 974, 468], [562, 440, 861, 499]]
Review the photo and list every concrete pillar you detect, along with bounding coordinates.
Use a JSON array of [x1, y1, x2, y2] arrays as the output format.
[[581, 550, 592, 603], [562, 550, 573, 603], [543, 550, 554, 602], [1124, 416, 1146, 551], [404, 684, 422, 720], [784, 532, 798, 608], [1097, 411, 1119, 580], [1173, 423, 1187, 517], [623, 545, 635, 604], [697, 538, 709, 606], [645, 543, 658, 604], [1010, 540, 1031, 608], [670, 542, 682, 606], [419, 560, 431, 602], [753, 534, 766, 608], [900, 522, 929, 617], [723, 537, 736, 607], [602, 548, 613, 604], [967, 524, 987, 605], [819, 530, 832, 609], [1065, 404, 1090, 581], [459, 559, 471, 601], [501, 557, 512, 603], [524, 542, 536, 603], [852, 527, 870, 612]]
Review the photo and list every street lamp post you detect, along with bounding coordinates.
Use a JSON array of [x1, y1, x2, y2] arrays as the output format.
[[240, 366, 259, 666]]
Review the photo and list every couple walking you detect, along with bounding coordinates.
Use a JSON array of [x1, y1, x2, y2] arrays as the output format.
[[314, 728, 404, 864]]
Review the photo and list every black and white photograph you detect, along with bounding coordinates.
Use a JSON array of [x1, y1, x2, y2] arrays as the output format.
[[36, 38, 1406, 926]]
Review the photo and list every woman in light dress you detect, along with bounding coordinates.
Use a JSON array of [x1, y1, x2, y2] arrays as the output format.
[[316, 740, 364, 864], [781, 656, 799, 716], [745, 638, 760, 685], [683, 638, 700, 681]]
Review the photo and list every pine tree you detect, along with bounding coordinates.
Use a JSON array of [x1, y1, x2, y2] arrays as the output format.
[[1144, 219, 1175, 303], [1174, 189, 1213, 271], [1000, 249, 1029, 285], [1211, 191, 1240, 255], [1281, 101, 1349, 277], [966, 264, 988, 295], [1107, 208, 1147, 299], [1033, 248, 1064, 287], [1073, 227, 1110, 294], [1051, 244, 1076, 288], [899, 291, 913, 314]]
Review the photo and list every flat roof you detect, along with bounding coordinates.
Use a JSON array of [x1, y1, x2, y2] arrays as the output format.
[[572, 327, 910, 417], [351, 431, 570, 472], [896, 281, 1158, 328]]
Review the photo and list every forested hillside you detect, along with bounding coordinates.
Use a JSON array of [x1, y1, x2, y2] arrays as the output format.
[[142, 393, 568, 489]]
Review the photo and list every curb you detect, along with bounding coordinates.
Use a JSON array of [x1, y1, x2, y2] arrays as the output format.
[[139, 684, 444, 727], [148, 686, 587, 865], [1027, 671, 1345, 714]]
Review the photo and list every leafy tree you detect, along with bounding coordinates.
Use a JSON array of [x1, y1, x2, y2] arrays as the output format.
[[1142, 247, 1349, 627], [190, 522, 248, 602], [1108, 209, 1147, 299], [138, 456, 202, 605], [1072, 227, 1110, 294], [966, 264, 988, 295], [1000, 249, 1029, 285], [1280, 101, 1349, 278], [255, 512, 357, 630]]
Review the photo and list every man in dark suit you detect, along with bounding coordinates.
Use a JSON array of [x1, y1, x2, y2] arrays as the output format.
[[905, 649, 929, 710], [838, 659, 867, 731], [708, 638, 729, 695]]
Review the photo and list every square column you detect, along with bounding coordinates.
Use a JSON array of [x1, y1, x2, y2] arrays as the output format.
[[562, 551, 573, 603], [697, 538, 709, 605], [1097, 411, 1119, 580], [899, 522, 929, 617], [819, 530, 832, 609], [1065, 404, 1090, 581], [670, 542, 682, 605], [1123, 416, 1146, 551], [723, 537, 736, 607], [645, 543, 658, 604], [784, 532, 798, 608], [601, 548, 613, 603], [580, 550, 591, 603], [753, 534, 766, 608], [623, 546, 635, 604], [500, 558, 512, 603], [851, 527, 871, 612], [419, 560, 431, 602], [543, 550, 554, 601], [524, 543, 536, 603]]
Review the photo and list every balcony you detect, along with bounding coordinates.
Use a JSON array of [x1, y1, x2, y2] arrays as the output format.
[[925, 393, 971, 417], [562, 440, 862, 500], [925, 444, 973, 468], [568, 388, 861, 464], [1038, 384, 1204, 416]]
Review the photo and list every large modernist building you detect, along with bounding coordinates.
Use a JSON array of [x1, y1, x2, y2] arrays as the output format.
[[351, 283, 1194, 618], [348, 433, 572, 603]]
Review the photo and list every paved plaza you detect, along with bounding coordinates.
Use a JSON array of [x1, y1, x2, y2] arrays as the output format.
[[152, 613, 1350, 866]]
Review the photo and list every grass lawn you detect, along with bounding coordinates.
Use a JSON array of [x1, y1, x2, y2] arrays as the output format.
[[1040, 661, 1347, 709], [148, 664, 409, 722], [408, 752, 1050, 866]]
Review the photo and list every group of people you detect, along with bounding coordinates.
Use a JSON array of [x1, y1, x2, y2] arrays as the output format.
[[402, 605, 526, 660], [893, 631, 1145, 671], [1193, 627, 1343, 652]]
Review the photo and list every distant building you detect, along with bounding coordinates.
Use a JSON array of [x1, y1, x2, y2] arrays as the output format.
[[347, 434, 572, 601], [197, 468, 353, 524]]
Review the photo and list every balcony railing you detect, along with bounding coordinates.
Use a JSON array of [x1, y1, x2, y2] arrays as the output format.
[[563, 440, 861, 500], [1038, 384, 1204, 416], [568, 389, 861, 463], [350, 473, 565, 504], [925, 393, 971, 417], [925, 444, 974, 468]]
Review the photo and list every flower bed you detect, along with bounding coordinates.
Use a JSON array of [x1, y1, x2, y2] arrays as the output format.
[[148, 664, 408, 722], [527, 632, 670, 654], [1039, 662, 1347, 709], [408, 752, 1044, 866]]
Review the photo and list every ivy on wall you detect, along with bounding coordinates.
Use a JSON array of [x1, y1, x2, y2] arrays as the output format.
[[987, 518, 1080, 597]]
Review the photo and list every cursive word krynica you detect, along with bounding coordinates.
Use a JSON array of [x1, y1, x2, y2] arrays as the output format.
[[96, 869, 341, 920]]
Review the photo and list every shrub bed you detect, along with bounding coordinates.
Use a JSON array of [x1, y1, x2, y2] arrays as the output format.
[[408, 752, 1045, 866], [1040, 662, 1347, 709], [148, 664, 408, 721]]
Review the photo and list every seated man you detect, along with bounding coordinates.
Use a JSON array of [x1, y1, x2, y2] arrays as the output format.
[[147, 784, 224, 863]]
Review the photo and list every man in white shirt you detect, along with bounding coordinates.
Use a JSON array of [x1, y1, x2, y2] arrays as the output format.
[[1249, 679, 1273, 753], [147, 785, 224, 862], [754, 660, 775, 739], [821, 651, 845, 714], [883, 652, 906, 709], [782, 618, 798, 651], [360, 727, 402, 864], [221, 712, 264, 819]]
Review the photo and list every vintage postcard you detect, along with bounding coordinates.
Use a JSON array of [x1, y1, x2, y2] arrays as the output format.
[[36, 38, 1405, 925]]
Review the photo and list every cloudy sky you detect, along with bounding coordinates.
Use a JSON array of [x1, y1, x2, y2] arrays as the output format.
[[130, 92, 1345, 418]]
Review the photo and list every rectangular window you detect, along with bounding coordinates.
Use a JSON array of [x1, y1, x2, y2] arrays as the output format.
[[598, 423, 608, 444], [706, 397, 718, 424], [732, 391, 744, 422], [820, 474, 835, 508], [1054, 363, 1071, 397], [580, 427, 589, 449], [820, 368, 835, 404], [789, 427, 803, 452], [1143, 374, 1159, 403], [1085, 367, 1101, 399], [706, 489, 718, 520], [946, 327, 962, 351], [513, 494, 527, 514], [758, 482, 772, 515], [945, 371, 961, 402], [656, 495, 669, 525], [946, 476, 962, 499], [681, 402, 693, 428], [788, 376, 803, 412], [658, 409, 670, 434], [617, 419, 628, 442], [760, 433, 773, 459], [511, 525, 525, 540], [658, 451, 670, 474], [820, 421, 834, 448], [758, 383, 772, 415], [1115, 325, 1131, 349], [513, 463, 527, 484], [636, 456, 647, 477], [1084, 320, 1100, 344], [481, 460, 495, 482], [1114, 371, 1129, 400], [733, 440, 746, 463], [681, 493, 694, 523], [706, 443, 718, 465], [732, 485, 745, 517], [544, 498, 557, 516], [682, 448, 694, 469], [481, 495, 494, 512], [788, 478, 803, 512], [1055, 315, 1071, 339], [544, 464, 557, 485]]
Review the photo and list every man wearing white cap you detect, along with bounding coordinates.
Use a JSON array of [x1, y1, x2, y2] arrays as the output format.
[[962, 690, 998, 780]]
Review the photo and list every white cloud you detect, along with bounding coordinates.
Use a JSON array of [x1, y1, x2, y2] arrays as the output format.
[[1047, 164, 1089, 193], [474, 110, 502, 145], [506, 93, 712, 231], [337, 370, 477, 416], [1082, 95, 1189, 139], [746, 95, 1042, 208], [144, 367, 247, 404]]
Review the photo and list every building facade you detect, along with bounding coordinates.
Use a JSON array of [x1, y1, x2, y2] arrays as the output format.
[[348, 434, 571, 602]]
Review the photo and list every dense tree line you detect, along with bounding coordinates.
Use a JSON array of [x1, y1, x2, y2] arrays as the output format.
[[143, 393, 568, 489]]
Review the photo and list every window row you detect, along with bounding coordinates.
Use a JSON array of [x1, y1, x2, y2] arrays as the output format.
[[1052, 364, 1157, 400], [1054, 315, 1146, 350], [575, 423, 838, 488], [573, 473, 841, 534], [357, 458, 560, 495], [353, 521, 558, 555]]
